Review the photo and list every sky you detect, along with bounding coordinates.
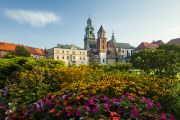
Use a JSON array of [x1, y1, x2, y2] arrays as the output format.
[[1, 0, 180, 49]]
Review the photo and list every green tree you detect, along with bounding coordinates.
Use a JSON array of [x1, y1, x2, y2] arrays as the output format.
[[131, 48, 179, 78], [14, 46, 31, 57]]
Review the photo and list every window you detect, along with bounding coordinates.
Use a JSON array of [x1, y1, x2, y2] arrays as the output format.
[[90, 31, 92, 34], [80, 57, 82, 60], [62, 56, 64, 59], [83, 57, 85, 60], [57, 56, 59, 59], [73, 51, 75, 54], [80, 51, 81, 54], [67, 56, 69, 59], [122, 50, 124, 53], [73, 56, 75, 60], [62, 50, 64, 53], [103, 59, 105, 63], [103, 46, 104, 49]]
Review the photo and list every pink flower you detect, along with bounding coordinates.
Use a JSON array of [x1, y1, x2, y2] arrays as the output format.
[[85, 106, 91, 111], [103, 103, 110, 110], [89, 99, 95, 105], [76, 109, 81, 117], [111, 98, 117, 103], [146, 98, 153, 110], [170, 114, 176, 120], [93, 107, 99, 113], [161, 112, 167, 120], [131, 106, 139, 118], [67, 111, 72, 117], [104, 95, 108, 100]]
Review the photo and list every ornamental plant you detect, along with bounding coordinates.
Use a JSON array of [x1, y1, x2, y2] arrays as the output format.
[[7, 93, 176, 120]]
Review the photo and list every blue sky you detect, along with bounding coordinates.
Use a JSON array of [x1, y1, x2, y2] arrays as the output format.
[[1, 0, 180, 48]]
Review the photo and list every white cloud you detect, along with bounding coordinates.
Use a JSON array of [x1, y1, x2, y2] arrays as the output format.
[[5, 9, 61, 27]]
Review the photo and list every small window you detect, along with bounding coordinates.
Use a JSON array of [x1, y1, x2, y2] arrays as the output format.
[[62, 50, 64, 53], [103, 46, 104, 49], [67, 56, 69, 59], [103, 59, 105, 63], [80, 57, 82, 60], [73, 56, 75, 60], [90, 31, 92, 34], [57, 56, 59, 59], [62, 56, 64, 59]]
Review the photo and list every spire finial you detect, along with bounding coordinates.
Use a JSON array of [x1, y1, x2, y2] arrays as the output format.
[[112, 31, 115, 41]]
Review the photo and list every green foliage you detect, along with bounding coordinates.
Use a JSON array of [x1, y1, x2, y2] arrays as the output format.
[[14, 45, 31, 57], [131, 48, 179, 78]]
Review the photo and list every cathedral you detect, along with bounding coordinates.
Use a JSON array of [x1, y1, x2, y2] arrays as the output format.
[[84, 16, 134, 64]]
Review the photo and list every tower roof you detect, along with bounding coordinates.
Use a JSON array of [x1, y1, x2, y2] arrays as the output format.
[[87, 15, 92, 26], [98, 25, 105, 33]]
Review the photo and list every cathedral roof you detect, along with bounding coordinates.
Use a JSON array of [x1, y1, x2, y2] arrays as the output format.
[[115, 43, 134, 49], [98, 25, 105, 33], [55, 44, 84, 50]]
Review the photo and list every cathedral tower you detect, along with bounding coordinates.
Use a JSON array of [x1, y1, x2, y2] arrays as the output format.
[[97, 25, 107, 64], [84, 15, 96, 50]]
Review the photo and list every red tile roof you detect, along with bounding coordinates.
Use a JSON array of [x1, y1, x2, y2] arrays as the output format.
[[0, 42, 45, 56], [136, 42, 159, 50]]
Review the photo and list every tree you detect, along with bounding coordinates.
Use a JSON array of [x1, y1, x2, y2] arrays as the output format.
[[130, 48, 179, 78], [14, 46, 31, 57]]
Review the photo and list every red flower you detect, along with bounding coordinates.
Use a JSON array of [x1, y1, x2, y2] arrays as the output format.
[[110, 112, 119, 117], [49, 108, 55, 113], [63, 100, 67, 106], [56, 111, 61, 116], [66, 106, 71, 111]]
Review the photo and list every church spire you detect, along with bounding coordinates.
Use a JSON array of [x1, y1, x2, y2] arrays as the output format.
[[111, 31, 116, 42]]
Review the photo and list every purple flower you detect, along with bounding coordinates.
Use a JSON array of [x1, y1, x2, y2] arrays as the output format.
[[62, 95, 67, 99], [92, 107, 99, 113], [76, 109, 81, 117], [131, 106, 139, 118]]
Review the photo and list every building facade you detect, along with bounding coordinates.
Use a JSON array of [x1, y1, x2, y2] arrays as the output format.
[[47, 44, 88, 66], [84, 16, 134, 64]]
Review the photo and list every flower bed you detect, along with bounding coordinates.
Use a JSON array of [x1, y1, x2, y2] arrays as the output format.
[[8, 93, 175, 120]]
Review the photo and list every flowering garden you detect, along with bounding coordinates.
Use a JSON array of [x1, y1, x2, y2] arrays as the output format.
[[0, 56, 180, 119]]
